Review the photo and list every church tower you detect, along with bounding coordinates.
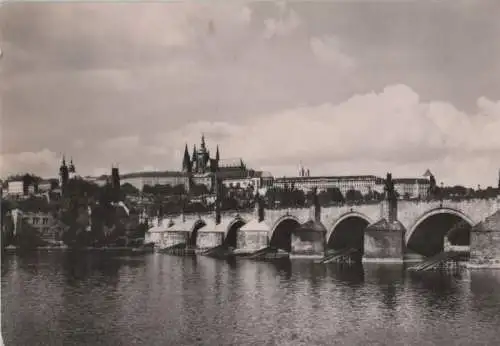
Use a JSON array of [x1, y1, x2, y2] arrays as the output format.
[[197, 134, 209, 173], [68, 158, 76, 179], [59, 155, 69, 194], [111, 165, 121, 202]]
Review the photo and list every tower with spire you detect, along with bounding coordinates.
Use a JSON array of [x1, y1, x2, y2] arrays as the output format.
[[191, 144, 198, 173], [68, 158, 76, 179], [186, 134, 219, 174], [182, 144, 192, 173], [59, 155, 69, 194]]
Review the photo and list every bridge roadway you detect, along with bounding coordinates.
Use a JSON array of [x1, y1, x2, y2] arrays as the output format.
[[147, 198, 500, 264]]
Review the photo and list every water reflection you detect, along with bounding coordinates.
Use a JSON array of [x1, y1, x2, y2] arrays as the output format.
[[3, 253, 500, 346]]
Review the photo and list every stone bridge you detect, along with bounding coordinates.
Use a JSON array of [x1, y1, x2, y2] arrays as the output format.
[[151, 198, 499, 262]]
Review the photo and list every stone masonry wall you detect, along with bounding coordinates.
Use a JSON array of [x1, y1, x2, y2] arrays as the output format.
[[364, 230, 405, 261], [470, 231, 500, 267], [162, 231, 189, 248], [291, 231, 325, 256], [197, 232, 224, 250], [236, 230, 269, 251]]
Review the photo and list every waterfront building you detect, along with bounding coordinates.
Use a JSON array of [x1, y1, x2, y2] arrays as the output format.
[[11, 209, 67, 245]]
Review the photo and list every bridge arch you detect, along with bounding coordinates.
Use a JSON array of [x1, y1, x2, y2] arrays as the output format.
[[406, 208, 474, 257], [189, 219, 207, 247], [270, 215, 301, 252], [224, 217, 246, 248], [326, 212, 372, 253]]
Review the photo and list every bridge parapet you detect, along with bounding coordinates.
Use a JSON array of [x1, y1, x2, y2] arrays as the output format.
[[321, 204, 381, 229], [264, 208, 310, 230]]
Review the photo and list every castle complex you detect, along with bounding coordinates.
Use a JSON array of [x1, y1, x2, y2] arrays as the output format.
[[4, 135, 451, 201]]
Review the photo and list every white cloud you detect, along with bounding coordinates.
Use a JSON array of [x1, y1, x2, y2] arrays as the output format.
[[0, 148, 60, 178], [155, 84, 500, 187], [2, 85, 499, 187], [264, 8, 301, 39], [310, 36, 355, 70]]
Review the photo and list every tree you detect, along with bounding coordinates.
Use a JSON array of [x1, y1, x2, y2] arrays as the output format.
[[328, 188, 344, 203], [372, 191, 384, 201], [345, 189, 363, 203], [1, 208, 15, 248], [190, 184, 209, 196], [17, 196, 52, 213]]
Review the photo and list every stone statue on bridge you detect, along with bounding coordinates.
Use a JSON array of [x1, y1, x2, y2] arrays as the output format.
[[254, 191, 265, 222], [312, 187, 320, 208], [384, 173, 397, 202]]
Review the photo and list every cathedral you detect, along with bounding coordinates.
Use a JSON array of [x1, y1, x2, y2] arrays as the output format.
[[181, 135, 250, 191], [182, 134, 220, 174], [182, 134, 247, 175]]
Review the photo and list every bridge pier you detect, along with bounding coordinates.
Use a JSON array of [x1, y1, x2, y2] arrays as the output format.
[[233, 192, 271, 255], [363, 198, 406, 263], [468, 211, 500, 269], [290, 191, 326, 260], [196, 194, 224, 253]]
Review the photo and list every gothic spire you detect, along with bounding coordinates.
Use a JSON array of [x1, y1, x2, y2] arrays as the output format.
[[216, 145, 220, 161], [201, 133, 206, 150], [182, 144, 191, 172], [192, 144, 197, 160]]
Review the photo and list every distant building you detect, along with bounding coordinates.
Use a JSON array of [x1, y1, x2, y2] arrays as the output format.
[[7, 180, 24, 196], [273, 175, 385, 196], [222, 170, 274, 191], [38, 180, 53, 192], [393, 178, 430, 199], [298, 162, 311, 177], [121, 171, 189, 191]]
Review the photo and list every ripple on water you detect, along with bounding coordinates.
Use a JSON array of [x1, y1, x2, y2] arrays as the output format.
[[2, 253, 500, 345]]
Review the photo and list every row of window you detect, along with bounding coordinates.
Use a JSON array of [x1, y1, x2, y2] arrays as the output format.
[[26, 217, 50, 225]]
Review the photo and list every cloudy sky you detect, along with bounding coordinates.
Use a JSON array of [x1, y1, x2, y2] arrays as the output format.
[[1, 1, 500, 187]]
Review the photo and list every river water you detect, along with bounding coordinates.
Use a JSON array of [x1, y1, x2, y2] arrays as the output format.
[[2, 252, 500, 346]]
